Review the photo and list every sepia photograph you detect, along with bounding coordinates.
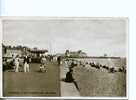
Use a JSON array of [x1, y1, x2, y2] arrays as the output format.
[[2, 17, 127, 97]]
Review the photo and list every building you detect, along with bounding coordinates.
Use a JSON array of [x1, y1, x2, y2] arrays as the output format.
[[2, 45, 48, 58], [29, 48, 48, 58], [2, 46, 23, 58], [65, 50, 87, 57]]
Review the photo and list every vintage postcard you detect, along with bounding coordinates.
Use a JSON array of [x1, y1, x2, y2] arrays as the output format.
[[1, 17, 128, 97]]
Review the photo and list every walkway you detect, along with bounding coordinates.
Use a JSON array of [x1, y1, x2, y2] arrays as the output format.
[[60, 63, 80, 97], [3, 61, 60, 97]]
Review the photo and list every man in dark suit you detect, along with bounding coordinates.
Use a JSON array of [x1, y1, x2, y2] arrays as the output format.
[[57, 56, 61, 65], [24, 55, 31, 72]]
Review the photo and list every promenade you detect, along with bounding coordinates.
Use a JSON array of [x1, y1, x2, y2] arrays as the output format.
[[3, 60, 126, 97], [3, 61, 60, 97], [60, 63, 80, 97]]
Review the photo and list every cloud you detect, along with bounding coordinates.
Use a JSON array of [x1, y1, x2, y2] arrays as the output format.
[[2, 18, 127, 57]]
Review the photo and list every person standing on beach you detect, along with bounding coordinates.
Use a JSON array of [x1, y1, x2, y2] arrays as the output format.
[[11, 54, 15, 71], [85, 62, 91, 71], [24, 55, 31, 72], [57, 56, 61, 65], [15, 55, 20, 72]]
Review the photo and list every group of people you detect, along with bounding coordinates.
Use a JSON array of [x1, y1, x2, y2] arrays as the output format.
[[11, 55, 63, 73], [13, 55, 31, 72], [63, 58, 126, 73]]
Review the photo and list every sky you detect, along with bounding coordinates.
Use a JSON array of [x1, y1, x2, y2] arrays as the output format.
[[2, 18, 127, 57]]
